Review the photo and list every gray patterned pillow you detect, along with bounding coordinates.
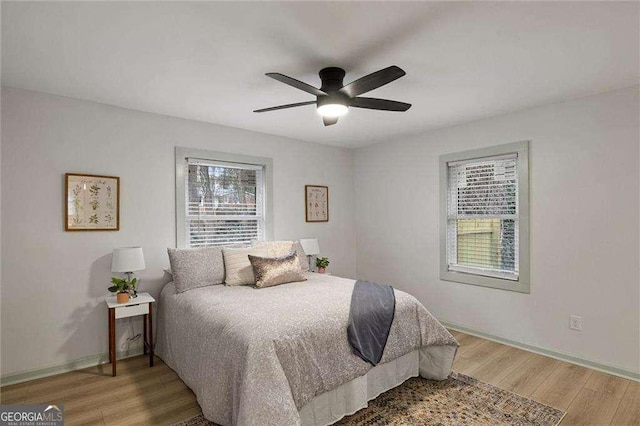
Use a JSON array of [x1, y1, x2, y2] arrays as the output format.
[[167, 247, 226, 293], [293, 241, 309, 271], [252, 240, 294, 257], [248, 251, 307, 288]]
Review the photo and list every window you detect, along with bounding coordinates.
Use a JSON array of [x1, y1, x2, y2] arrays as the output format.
[[440, 141, 529, 293], [175, 148, 273, 248]]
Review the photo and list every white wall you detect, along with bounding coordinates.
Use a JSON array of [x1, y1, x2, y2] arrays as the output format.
[[354, 86, 640, 373], [2, 85, 638, 379], [0, 88, 356, 377]]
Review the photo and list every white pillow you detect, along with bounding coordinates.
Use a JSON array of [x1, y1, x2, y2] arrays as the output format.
[[223, 246, 269, 286]]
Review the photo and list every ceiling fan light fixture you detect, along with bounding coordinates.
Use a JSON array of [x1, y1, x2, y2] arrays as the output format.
[[317, 103, 349, 118]]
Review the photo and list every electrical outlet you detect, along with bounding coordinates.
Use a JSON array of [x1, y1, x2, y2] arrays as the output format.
[[570, 315, 582, 331]]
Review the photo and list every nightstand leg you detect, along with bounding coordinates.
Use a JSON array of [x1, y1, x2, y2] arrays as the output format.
[[108, 308, 112, 364], [143, 313, 148, 355], [148, 304, 154, 367], [109, 308, 116, 377]]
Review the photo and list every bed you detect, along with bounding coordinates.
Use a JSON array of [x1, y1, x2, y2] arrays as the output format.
[[156, 272, 458, 426]]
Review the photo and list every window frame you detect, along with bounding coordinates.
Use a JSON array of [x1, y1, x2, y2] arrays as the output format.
[[175, 147, 274, 248], [439, 141, 530, 293]]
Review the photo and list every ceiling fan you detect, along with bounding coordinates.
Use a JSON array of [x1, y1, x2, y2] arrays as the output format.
[[254, 66, 411, 126]]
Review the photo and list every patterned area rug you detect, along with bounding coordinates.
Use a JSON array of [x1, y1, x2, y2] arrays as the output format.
[[174, 372, 565, 426]]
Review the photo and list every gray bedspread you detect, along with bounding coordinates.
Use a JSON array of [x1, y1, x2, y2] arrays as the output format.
[[156, 273, 458, 426]]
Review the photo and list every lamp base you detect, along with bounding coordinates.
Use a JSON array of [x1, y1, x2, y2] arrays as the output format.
[[125, 272, 138, 298]]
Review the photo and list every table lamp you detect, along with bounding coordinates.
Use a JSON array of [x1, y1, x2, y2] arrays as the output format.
[[299, 239, 320, 272], [111, 246, 146, 286]]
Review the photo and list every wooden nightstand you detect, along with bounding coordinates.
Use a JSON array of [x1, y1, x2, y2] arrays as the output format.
[[105, 292, 155, 377]]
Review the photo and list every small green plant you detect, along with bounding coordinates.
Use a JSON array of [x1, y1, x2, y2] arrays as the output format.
[[108, 277, 137, 295], [315, 257, 330, 269]]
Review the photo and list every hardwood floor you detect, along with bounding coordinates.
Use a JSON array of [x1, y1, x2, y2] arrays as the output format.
[[0, 357, 200, 426], [450, 330, 639, 426], [1, 330, 638, 425]]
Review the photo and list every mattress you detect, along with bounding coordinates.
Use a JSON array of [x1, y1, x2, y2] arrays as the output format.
[[156, 272, 458, 425]]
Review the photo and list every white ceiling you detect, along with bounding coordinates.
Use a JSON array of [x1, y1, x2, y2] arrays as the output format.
[[2, 1, 638, 148]]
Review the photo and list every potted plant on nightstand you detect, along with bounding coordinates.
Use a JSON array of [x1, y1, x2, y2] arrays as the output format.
[[316, 257, 330, 274], [108, 277, 137, 304]]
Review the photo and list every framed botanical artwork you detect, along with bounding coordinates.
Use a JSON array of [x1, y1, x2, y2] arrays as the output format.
[[65, 173, 120, 231], [305, 185, 329, 222]]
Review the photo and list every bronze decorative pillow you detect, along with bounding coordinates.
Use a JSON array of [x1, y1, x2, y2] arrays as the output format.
[[248, 251, 307, 288], [252, 240, 309, 271]]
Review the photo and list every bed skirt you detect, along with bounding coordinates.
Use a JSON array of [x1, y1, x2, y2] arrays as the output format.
[[299, 345, 456, 426]]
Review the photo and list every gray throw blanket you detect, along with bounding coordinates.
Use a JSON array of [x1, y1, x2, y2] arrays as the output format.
[[347, 280, 396, 365]]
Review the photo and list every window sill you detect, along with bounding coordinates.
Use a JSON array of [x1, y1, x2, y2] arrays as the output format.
[[440, 270, 530, 293]]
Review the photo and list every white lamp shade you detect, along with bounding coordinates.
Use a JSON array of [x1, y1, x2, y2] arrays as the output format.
[[299, 239, 320, 256], [111, 247, 146, 273]]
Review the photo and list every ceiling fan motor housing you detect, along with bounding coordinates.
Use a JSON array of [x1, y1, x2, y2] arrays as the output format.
[[319, 67, 346, 93], [318, 67, 350, 107]]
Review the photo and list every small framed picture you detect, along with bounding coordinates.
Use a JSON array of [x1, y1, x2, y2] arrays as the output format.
[[65, 173, 120, 231], [305, 185, 329, 222]]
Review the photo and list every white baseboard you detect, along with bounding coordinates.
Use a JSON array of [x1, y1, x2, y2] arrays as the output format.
[[441, 319, 640, 382], [0, 344, 144, 387], [3, 322, 638, 387]]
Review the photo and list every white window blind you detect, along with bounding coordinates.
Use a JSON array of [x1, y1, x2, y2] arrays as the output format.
[[185, 158, 265, 247], [446, 153, 519, 281]]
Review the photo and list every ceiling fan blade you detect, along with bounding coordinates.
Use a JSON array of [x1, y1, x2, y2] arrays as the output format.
[[266, 73, 326, 96], [340, 66, 406, 97], [350, 97, 411, 111], [323, 116, 339, 126], [253, 101, 316, 113]]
